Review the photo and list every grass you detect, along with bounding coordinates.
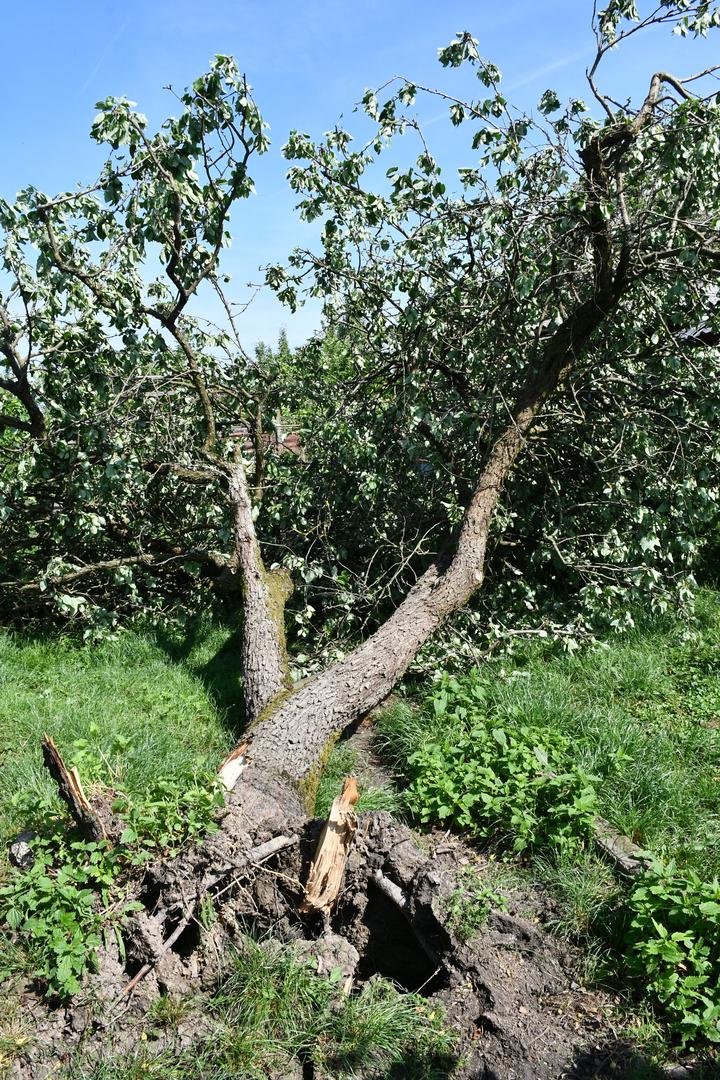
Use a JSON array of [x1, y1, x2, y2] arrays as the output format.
[[374, 594, 720, 1054], [0, 993, 31, 1073], [441, 866, 507, 942], [0, 622, 237, 849], [146, 993, 197, 1030], [64, 936, 457, 1079], [377, 590, 720, 879], [532, 847, 622, 941], [314, 742, 403, 818]]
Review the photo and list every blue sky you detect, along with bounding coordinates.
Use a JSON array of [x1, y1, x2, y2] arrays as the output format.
[[1, 1, 716, 347]]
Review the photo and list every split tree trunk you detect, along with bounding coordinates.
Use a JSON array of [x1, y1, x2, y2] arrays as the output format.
[[220, 115, 634, 797]]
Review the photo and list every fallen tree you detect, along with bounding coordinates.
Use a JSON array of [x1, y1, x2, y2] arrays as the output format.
[[3, 1, 720, 1072]]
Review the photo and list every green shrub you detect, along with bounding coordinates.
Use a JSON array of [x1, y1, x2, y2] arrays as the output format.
[[404, 673, 597, 853], [0, 833, 136, 998], [624, 861, 720, 1047]]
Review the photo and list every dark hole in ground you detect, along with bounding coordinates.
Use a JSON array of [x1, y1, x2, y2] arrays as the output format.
[[139, 879, 162, 913], [354, 881, 449, 994], [169, 919, 202, 958], [124, 957, 144, 979]]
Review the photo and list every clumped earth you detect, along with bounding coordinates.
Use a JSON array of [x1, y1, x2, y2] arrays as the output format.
[[1, 728, 710, 1079]]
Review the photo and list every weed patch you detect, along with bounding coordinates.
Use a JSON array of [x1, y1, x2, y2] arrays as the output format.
[[64, 936, 458, 1079], [0, 752, 223, 999], [387, 673, 597, 854], [443, 867, 507, 942]]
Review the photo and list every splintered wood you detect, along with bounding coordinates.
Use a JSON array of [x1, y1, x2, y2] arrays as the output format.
[[217, 740, 250, 790], [301, 775, 358, 915], [41, 734, 107, 842]]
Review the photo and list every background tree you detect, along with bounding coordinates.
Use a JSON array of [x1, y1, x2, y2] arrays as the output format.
[[1, 2, 720, 784]]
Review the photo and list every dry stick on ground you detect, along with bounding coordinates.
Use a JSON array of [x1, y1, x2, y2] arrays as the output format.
[[41, 734, 107, 843]]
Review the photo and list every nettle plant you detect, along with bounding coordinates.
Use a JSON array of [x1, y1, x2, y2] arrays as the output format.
[[403, 673, 598, 852], [625, 860, 720, 1046]]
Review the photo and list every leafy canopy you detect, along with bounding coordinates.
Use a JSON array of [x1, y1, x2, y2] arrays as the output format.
[[2, 3, 720, 661]]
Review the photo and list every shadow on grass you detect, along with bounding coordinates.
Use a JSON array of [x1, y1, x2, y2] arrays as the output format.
[[383, 1049, 459, 1078], [152, 619, 246, 739]]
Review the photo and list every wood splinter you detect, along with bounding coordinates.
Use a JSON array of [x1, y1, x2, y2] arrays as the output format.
[[41, 734, 107, 843], [217, 740, 250, 790], [301, 775, 358, 916]]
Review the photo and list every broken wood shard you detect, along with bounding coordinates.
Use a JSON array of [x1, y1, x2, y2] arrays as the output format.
[[301, 775, 358, 916], [217, 741, 250, 790], [41, 734, 107, 842]]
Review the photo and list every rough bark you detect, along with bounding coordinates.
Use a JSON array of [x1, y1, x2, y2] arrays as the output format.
[[227, 459, 292, 725]]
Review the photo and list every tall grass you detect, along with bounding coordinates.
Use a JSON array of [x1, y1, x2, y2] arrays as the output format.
[[314, 742, 403, 817]]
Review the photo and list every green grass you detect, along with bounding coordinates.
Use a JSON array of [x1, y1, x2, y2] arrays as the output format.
[[64, 936, 457, 1079], [532, 847, 622, 941], [375, 594, 720, 1052], [377, 590, 720, 879], [314, 742, 403, 818], [0, 622, 237, 848]]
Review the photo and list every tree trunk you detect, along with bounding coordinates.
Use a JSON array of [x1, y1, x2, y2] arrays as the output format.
[[227, 460, 292, 725], [245, 286, 627, 787]]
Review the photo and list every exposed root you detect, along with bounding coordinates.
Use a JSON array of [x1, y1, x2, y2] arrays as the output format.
[[6, 792, 641, 1080]]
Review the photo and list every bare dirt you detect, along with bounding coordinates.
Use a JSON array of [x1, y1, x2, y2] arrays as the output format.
[[3, 729, 714, 1080]]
